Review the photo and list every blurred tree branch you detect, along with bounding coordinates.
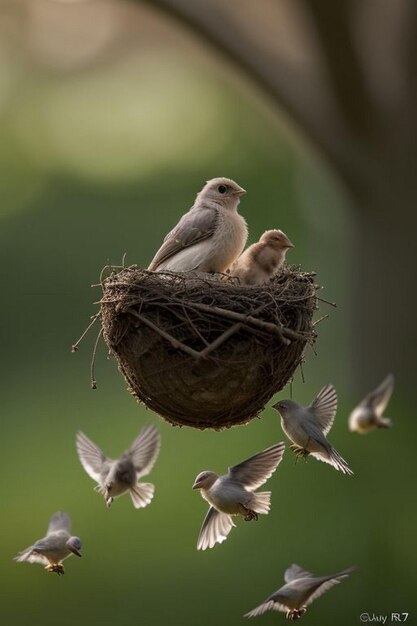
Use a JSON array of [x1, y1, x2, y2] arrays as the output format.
[[138, 0, 417, 392]]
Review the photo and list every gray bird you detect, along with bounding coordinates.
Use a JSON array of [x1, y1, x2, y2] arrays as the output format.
[[15, 511, 82, 576], [148, 177, 248, 273], [272, 385, 353, 475], [245, 563, 354, 620], [76, 424, 160, 508], [349, 374, 394, 433], [192, 442, 285, 550], [230, 229, 294, 285]]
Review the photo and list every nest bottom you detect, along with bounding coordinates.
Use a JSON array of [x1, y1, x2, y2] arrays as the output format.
[[100, 267, 318, 429]]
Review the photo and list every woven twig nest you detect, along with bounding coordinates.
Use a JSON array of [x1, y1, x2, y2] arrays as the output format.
[[97, 266, 319, 429]]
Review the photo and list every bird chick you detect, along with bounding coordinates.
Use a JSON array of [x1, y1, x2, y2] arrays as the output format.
[[349, 373, 394, 433], [192, 442, 285, 550], [245, 563, 354, 620], [148, 177, 248, 273], [76, 424, 160, 509], [273, 385, 353, 475], [15, 512, 82, 576], [230, 229, 294, 285]]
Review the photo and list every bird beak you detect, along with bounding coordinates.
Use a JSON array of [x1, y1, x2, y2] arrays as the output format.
[[69, 547, 82, 557], [283, 236, 295, 248], [192, 479, 202, 490], [272, 402, 281, 411], [233, 186, 246, 197]]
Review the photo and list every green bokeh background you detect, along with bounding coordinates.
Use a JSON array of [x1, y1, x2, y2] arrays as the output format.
[[0, 5, 414, 626]]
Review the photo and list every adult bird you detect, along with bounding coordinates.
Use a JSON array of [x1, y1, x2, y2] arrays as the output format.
[[273, 385, 353, 475], [245, 563, 354, 620], [193, 442, 285, 550], [148, 177, 247, 273], [76, 424, 160, 508], [349, 373, 394, 433], [15, 511, 82, 575]]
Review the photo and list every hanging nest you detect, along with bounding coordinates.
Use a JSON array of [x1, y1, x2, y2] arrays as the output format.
[[89, 265, 320, 430]]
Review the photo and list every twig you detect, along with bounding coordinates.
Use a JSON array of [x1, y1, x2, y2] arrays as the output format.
[[316, 296, 337, 307], [90, 328, 103, 389], [182, 301, 307, 344], [313, 314, 329, 326], [72, 314, 100, 352], [128, 309, 203, 359]]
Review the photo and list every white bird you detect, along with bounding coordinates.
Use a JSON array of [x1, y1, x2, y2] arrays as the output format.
[[76, 424, 160, 509], [245, 563, 354, 620], [15, 511, 82, 576], [349, 374, 394, 433], [148, 177, 248, 273], [230, 229, 294, 285], [192, 442, 285, 550], [272, 385, 353, 475]]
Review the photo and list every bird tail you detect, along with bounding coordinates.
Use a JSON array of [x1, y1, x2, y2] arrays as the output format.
[[377, 417, 392, 429], [130, 482, 155, 509], [311, 447, 353, 475], [251, 491, 271, 514], [244, 600, 276, 618], [14, 548, 32, 562]]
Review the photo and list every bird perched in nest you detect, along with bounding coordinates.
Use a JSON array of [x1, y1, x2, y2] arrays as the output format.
[[273, 385, 353, 475], [76, 424, 160, 509], [192, 442, 285, 550], [230, 229, 294, 285], [15, 512, 82, 576], [349, 373, 394, 433], [148, 177, 248, 273], [244, 563, 354, 620]]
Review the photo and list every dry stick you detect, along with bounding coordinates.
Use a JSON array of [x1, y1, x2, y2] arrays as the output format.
[[198, 302, 270, 358], [90, 327, 103, 389], [181, 301, 306, 344], [72, 314, 100, 352], [313, 314, 329, 326], [316, 296, 337, 307], [128, 310, 203, 359]]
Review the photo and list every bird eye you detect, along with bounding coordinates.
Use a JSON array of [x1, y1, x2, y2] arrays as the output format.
[[218, 185, 227, 194]]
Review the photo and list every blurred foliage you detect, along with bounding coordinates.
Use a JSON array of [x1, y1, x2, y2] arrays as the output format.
[[0, 3, 414, 626]]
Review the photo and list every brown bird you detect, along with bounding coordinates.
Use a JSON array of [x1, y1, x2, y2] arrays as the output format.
[[148, 177, 248, 273], [230, 229, 294, 285]]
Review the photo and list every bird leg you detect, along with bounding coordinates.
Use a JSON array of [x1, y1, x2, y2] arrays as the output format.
[[105, 496, 113, 508], [286, 607, 306, 620], [238, 504, 258, 521], [46, 564, 65, 576]]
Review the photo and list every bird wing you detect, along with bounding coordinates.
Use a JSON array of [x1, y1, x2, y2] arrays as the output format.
[[227, 442, 285, 490], [76, 431, 108, 482], [308, 384, 338, 435], [284, 563, 314, 583], [304, 567, 354, 607], [244, 599, 288, 618], [364, 374, 394, 416], [148, 206, 218, 270], [125, 424, 161, 477], [47, 511, 71, 535], [197, 506, 235, 550]]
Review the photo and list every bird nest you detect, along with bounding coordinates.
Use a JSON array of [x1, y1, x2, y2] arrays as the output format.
[[79, 265, 320, 430]]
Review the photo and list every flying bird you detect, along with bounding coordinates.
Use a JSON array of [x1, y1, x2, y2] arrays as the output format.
[[272, 385, 353, 475], [230, 229, 294, 285], [349, 374, 394, 433], [76, 424, 161, 508], [245, 563, 354, 620], [148, 177, 248, 273], [192, 442, 285, 550], [15, 511, 82, 576]]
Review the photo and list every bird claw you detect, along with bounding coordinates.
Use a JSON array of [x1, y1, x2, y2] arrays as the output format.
[[46, 564, 65, 576], [286, 608, 306, 621], [244, 510, 258, 522], [105, 496, 113, 508], [290, 444, 309, 460]]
